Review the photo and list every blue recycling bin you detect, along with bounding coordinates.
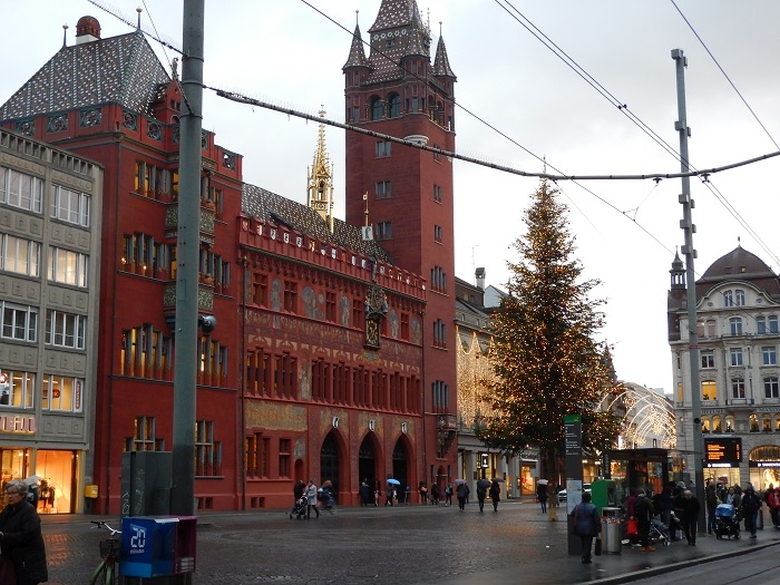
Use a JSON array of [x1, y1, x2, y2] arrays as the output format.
[[120, 516, 197, 578]]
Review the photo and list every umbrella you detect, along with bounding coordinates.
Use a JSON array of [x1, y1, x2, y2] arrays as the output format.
[[453, 479, 467, 486], [492, 478, 506, 483], [477, 478, 491, 489], [24, 475, 40, 486], [386, 478, 401, 486], [537, 479, 548, 485]]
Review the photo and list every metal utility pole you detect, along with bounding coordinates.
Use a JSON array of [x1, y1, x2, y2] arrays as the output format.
[[672, 48, 705, 530], [171, 0, 205, 517]]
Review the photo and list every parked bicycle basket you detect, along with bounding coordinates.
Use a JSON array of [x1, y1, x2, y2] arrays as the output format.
[[100, 538, 118, 560]]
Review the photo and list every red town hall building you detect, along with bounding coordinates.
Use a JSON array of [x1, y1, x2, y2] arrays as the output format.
[[0, 0, 458, 514]]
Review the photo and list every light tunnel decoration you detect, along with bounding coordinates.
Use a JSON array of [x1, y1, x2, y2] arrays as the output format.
[[598, 382, 676, 450]]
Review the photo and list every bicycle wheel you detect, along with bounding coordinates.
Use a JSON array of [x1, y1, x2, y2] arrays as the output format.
[[89, 561, 106, 585], [105, 562, 115, 585]]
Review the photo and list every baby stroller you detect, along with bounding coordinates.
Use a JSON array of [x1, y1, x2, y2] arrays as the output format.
[[714, 503, 740, 539], [648, 518, 671, 547], [290, 494, 308, 519]]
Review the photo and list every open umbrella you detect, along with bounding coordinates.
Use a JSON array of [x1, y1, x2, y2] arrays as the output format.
[[477, 478, 491, 490], [453, 479, 467, 486], [386, 478, 401, 486], [537, 478, 548, 485], [492, 478, 506, 483]]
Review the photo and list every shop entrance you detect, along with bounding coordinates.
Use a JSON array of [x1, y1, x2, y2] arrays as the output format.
[[33, 450, 77, 514]]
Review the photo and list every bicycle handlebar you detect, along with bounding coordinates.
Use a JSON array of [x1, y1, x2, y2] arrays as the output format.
[[90, 520, 121, 536]]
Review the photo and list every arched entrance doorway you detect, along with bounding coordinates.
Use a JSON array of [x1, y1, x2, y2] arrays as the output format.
[[320, 431, 341, 501]]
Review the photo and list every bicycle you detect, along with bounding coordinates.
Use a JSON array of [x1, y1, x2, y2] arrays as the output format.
[[90, 520, 121, 585]]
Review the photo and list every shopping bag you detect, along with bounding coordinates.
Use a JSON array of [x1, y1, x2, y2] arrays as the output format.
[[626, 518, 638, 536], [594, 536, 602, 556], [0, 556, 16, 583]]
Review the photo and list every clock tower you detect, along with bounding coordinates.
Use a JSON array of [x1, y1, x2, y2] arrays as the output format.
[[343, 0, 458, 488]]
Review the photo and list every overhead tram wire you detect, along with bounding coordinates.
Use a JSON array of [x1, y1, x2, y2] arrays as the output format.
[[671, 0, 780, 151], [494, 0, 682, 162], [670, 0, 780, 266], [93, 0, 780, 263], [496, 0, 780, 264]]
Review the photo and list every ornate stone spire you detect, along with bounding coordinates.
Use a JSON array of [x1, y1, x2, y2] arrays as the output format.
[[307, 107, 335, 232]]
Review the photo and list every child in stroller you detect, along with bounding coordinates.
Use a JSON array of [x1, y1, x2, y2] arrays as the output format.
[[714, 503, 741, 539], [290, 494, 308, 519]]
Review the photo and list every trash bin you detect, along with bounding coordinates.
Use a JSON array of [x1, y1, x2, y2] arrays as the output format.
[[120, 515, 197, 578], [601, 507, 622, 554]]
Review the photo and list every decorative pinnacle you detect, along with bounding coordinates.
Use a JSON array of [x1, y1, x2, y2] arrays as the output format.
[[136, 6, 142, 29]]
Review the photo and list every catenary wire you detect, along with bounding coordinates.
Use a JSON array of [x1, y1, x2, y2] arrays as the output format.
[[671, 0, 780, 151]]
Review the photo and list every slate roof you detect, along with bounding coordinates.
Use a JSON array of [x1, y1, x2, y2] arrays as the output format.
[[242, 184, 393, 264], [696, 245, 780, 299], [343, 24, 371, 70], [364, 0, 431, 85], [432, 36, 456, 79], [0, 30, 169, 120]]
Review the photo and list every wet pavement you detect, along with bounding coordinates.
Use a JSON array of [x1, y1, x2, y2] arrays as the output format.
[[40, 499, 780, 584]]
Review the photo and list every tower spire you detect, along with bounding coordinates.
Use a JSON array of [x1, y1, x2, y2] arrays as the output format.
[[307, 107, 335, 232]]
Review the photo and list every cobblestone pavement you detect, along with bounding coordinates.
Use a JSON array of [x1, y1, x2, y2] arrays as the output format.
[[40, 500, 780, 585]]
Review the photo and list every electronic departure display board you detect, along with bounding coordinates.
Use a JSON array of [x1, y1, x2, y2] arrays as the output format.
[[704, 437, 742, 467]]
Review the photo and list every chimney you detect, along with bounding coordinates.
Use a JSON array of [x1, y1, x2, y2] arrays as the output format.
[[75, 16, 101, 44], [475, 267, 486, 290]]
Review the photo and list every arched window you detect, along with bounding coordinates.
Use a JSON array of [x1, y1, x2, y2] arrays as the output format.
[[712, 415, 722, 433], [370, 97, 383, 121], [763, 415, 772, 431], [750, 413, 759, 432], [725, 414, 735, 432], [388, 94, 400, 118], [701, 416, 710, 433]]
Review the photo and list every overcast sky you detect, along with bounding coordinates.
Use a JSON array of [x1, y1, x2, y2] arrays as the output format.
[[3, 1, 780, 393]]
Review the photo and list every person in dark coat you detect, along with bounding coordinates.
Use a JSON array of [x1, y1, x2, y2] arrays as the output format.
[[675, 489, 701, 546], [489, 480, 501, 512], [634, 490, 655, 551], [572, 492, 601, 563], [536, 481, 549, 514], [741, 486, 762, 538], [0, 479, 48, 585], [456, 482, 470, 511]]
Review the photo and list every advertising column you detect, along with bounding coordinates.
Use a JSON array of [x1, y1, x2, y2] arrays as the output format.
[[565, 414, 583, 556]]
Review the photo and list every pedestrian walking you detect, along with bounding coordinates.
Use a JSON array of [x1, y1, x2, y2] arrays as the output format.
[[476, 479, 489, 512], [430, 482, 440, 505], [359, 480, 371, 507], [766, 484, 780, 529], [536, 481, 548, 514], [444, 484, 453, 506], [741, 486, 762, 538], [305, 480, 320, 518], [418, 482, 428, 505], [635, 489, 655, 551], [674, 489, 700, 545], [705, 478, 719, 534], [456, 482, 470, 511], [489, 479, 501, 512], [293, 480, 305, 505], [572, 492, 600, 564], [0, 479, 48, 585]]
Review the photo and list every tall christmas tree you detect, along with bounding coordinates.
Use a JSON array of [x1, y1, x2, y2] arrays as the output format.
[[476, 178, 622, 501]]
